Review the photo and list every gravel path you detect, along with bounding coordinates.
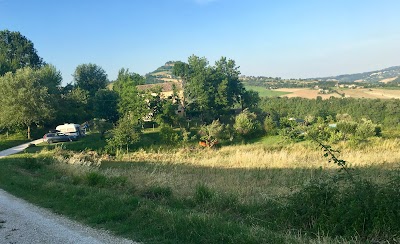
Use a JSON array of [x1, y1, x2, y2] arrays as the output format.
[[0, 141, 137, 244], [0, 139, 44, 158], [0, 189, 136, 244]]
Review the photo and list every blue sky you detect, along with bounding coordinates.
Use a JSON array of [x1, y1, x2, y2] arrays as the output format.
[[1, 0, 400, 84]]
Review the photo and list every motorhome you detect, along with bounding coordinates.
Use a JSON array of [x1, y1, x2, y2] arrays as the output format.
[[55, 123, 84, 139]]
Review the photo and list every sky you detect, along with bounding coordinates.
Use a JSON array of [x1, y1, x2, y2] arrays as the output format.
[[1, 0, 400, 84]]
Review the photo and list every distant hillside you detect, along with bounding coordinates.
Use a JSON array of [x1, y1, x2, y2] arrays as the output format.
[[145, 61, 180, 84], [316, 66, 400, 83]]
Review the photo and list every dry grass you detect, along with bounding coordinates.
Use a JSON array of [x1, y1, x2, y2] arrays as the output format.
[[276, 87, 400, 99], [379, 76, 398, 84], [66, 138, 399, 203], [275, 88, 342, 99], [119, 138, 400, 169]]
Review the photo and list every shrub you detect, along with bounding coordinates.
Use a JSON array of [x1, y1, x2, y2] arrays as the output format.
[[234, 109, 261, 138], [284, 177, 400, 241], [106, 115, 142, 154], [86, 172, 107, 187], [285, 179, 338, 231], [263, 116, 278, 135], [19, 157, 42, 171], [159, 124, 180, 144], [194, 183, 214, 204], [355, 119, 379, 140]]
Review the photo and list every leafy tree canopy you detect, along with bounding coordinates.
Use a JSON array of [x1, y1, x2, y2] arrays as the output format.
[[0, 67, 54, 138], [173, 55, 249, 122], [0, 30, 44, 76], [73, 63, 108, 96], [93, 89, 119, 122]]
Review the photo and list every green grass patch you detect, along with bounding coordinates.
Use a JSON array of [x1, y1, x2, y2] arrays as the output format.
[[244, 85, 292, 97], [0, 133, 29, 151], [0, 154, 293, 243], [0, 149, 399, 243], [32, 133, 107, 153]]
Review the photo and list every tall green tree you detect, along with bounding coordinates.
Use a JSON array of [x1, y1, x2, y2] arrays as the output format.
[[113, 70, 147, 118], [113, 68, 145, 88], [0, 67, 54, 139], [58, 87, 90, 123], [106, 115, 142, 154], [173, 55, 247, 122], [93, 89, 119, 122], [73, 63, 108, 96], [0, 30, 44, 76]]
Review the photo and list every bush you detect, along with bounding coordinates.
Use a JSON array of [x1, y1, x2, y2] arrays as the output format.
[[86, 172, 107, 187], [234, 109, 261, 138], [285, 179, 338, 231], [284, 177, 400, 240], [263, 116, 278, 135], [194, 183, 214, 204], [159, 124, 180, 144]]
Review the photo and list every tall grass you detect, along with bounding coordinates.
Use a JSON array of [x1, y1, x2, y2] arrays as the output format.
[[1, 137, 399, 242]]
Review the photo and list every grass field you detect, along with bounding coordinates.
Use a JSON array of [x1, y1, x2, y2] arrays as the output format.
[[244, 85, 292, 97], [0, 132, 399, 242]]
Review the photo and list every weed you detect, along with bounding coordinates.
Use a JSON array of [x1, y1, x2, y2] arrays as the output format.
[[85, 172, 107, 187], [194, 183, 214, 204], [19, 157, 42, 171], [141, 185, 173, 200]]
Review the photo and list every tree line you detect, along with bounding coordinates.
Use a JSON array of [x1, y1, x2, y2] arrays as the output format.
[[0, 29, 398, 149]]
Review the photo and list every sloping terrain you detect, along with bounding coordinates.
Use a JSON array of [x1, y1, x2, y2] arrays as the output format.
[[316, 66, 400, 83], [145, 61, 180, 84]]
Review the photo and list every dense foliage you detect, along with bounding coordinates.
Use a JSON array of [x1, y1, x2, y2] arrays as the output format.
[[260, 96, 400, 128], [0, 30, 44, 75]]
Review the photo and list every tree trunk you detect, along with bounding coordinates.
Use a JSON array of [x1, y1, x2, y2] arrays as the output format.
[[27, 125, 31, 140]]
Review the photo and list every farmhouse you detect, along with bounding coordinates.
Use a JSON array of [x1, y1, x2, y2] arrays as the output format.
[[137, 81, 185, 120]]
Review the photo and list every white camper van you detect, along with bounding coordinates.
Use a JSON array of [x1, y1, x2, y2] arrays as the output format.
[[55, 123, 84, 139]]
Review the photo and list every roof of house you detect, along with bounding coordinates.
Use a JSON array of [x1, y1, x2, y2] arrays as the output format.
[[137, 82, 182, 92]]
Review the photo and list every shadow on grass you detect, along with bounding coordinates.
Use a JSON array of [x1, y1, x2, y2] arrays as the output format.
[[0, 139, 31, 151], [0, 152, 398, 243]]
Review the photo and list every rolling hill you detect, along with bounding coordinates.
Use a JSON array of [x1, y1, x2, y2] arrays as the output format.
[[315, 66, 400, 83], [145, 61, 179, 84]]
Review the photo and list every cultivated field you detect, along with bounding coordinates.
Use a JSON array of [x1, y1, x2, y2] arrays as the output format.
[[276, 88, 400, 99], [244, 85, 292, 97], [275, 88, 342, 99]]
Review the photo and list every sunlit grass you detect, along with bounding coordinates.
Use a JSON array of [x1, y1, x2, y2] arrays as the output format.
[[1, 135, 399, 243], [244, 85, 292, 97]]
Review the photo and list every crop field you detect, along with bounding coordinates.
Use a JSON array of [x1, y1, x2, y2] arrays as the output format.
[[340, 88, 400, 99], [275, 87, 400, 99]]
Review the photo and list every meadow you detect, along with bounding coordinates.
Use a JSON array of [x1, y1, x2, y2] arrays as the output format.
[[244, 85, 292, 97], [0, 132, 399, 243]]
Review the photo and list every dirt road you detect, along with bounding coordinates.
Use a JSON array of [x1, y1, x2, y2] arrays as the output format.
[[0, 189, 135, 244], [0, 139, 43, 158], [0, 142, 136, 243]]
